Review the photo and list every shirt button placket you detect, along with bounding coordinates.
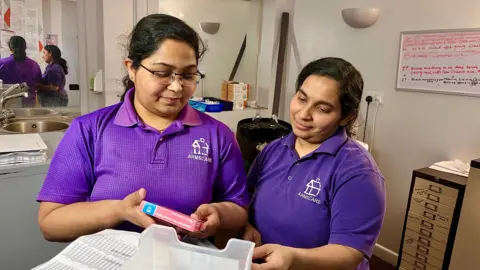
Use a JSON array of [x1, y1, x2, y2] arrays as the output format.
[[151, 135, 166, 164], [288, 160, 301, 181]]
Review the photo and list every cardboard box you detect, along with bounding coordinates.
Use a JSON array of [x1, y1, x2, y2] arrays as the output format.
[[221, 80, 230, 100], [221, 80, 249, 109], [139, 201, 204, 232]]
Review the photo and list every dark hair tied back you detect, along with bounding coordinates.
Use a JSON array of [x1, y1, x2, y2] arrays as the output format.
[[8, 36, 27, 62], [44, 45, 68, 75]]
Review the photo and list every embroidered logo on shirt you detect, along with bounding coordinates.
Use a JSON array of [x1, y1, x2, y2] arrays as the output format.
[[298, 178, 322, 204], [188, 138, 212, 163]]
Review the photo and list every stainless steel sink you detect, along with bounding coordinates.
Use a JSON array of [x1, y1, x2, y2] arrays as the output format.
[[1, 120, 69, 134], [12, 108, 58, 118]]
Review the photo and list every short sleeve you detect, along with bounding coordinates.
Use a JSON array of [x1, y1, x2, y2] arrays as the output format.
[[328, 172, 386, 258], [213, 130, 249, 207], [37, 119, 95, 204], [46, 67, 63, 86]]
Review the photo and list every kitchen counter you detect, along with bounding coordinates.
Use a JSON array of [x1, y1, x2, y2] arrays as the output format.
[[0, 109, 79, 173], [0, 131, 66, 173]]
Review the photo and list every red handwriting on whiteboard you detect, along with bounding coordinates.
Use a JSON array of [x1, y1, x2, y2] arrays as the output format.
[[400, 32, 480, 88], [402, 32, 480, 59]]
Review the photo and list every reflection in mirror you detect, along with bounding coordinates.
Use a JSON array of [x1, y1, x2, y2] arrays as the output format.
[[0, 0, 79, 111]]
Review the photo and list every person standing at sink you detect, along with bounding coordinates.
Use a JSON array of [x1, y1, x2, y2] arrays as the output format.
[[36, 45, 68, 107], [0, 36, 42, 107]]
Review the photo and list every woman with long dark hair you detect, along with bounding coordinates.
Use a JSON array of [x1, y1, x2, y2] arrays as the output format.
[[0, 36, 42, 107], [36, 45, 69, 107]]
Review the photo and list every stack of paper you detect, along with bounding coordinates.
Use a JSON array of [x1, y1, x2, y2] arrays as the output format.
[[429, 159, 470, 177], [0, 134, 48, 165], [32, 230, 140, 270], [32, 227, 218, 270]]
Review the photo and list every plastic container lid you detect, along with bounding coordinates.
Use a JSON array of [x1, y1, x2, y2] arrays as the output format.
[[122, 225, 255, 270]]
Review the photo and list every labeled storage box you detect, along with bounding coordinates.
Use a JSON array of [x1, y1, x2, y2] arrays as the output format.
[[221, 81, 250, 110]]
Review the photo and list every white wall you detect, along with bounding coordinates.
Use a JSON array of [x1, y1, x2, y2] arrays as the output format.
[[255, 0, 296, 113], [78, 0, 106, 113], [60, 0, 79, 106], [103, 0, 134, 106], [40, 0, 80, 107], [158, 0, 261, 99], [48, 0, 62, 49], [255, 0, 274, 109], [277, 0, 480, 260]]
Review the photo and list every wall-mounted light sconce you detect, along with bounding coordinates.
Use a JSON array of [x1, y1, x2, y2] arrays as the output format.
[[341, 8, 381, 29], [199, 22, 221, 35]]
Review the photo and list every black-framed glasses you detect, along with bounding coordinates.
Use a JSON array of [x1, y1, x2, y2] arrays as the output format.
[[140, 64, 205, 86]]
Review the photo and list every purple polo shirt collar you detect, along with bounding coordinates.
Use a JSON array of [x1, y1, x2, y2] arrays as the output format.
[[281, 127, 348, 156], [113, 88, 202, 128]]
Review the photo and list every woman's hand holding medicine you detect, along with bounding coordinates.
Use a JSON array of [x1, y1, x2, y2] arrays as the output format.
[[119, 188, 156, 229]]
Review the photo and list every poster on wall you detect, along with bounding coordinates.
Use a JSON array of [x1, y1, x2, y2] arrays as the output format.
[[0, 0, 6, 30], [45, 33, 57, 46], [10, 0, 24, 37], [0, 29, 14, 57]]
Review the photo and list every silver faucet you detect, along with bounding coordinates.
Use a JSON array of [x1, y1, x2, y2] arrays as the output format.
[[0, 83, 29, 124]]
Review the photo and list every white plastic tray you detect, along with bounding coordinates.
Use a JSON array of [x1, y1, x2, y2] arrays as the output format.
[[122, 225, 255, 270]]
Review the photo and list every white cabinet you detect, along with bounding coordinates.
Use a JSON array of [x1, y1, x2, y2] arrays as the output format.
[[0, 167, 68, 270]]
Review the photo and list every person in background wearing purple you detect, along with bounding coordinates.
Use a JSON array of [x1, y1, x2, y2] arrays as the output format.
[[0, 36, 41, 107], [243, 58, 386, 270], [36, 45, 69, 107], [36, 14, 249, 242]]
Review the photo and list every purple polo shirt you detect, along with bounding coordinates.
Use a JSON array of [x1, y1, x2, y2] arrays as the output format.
[[40, 63, 67, 96], [37, 88, 249, 232], [248, 127, 386, 270], [0, 55, 42, 106]]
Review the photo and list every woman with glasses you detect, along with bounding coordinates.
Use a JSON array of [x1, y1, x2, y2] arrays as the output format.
[[36, 14, 249, 242]]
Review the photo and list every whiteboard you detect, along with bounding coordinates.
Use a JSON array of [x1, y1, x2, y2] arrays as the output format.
[[396, 29, 480, 97]]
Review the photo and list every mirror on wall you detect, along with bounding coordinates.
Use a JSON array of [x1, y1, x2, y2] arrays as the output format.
[[0, 0, 80, 110]]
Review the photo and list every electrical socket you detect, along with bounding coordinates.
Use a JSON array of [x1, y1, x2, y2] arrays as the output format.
[[366, 91, 384, 105]]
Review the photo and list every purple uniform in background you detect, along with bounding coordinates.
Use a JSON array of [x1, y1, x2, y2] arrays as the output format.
[[248, 127, 386, 270], [38, 63, 68, 107], [0, 55, 41, 107], [37, 88, 249, 232]]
